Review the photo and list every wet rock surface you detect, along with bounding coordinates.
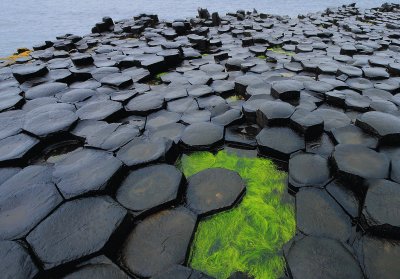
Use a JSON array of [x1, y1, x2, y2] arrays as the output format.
[[120, 207, 196, 277], [27, 196, 127, 270], [186, 168, 245, 216], [1, 3, 400, 278], [285, 236, 364, 279], [0, 240, 38, 279], [116, 164, 183, 215]]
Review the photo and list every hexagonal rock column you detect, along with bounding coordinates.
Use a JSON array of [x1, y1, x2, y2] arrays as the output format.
[[27, 196, 127, 270], [185, 168, 245, 216], [285, 236, 364, 279], [0, 165, 62, 240], [355, 111, 400, 144], [326, 180, 360, 219], [355, 236, 400, 279], [62, 256, 129, 279], [290, 109, 324, 140], [331, 125, 378, 149], [310, 109, 351, 132], [256, 127, 304, 161], [271, 80, 303, 101], [361, 179, 400, 239], [256, 101, 295, 127], [152, 265, 213, 279], [0, 240, 38, 279], [288, 152, 331, 191], [119, 207, 196, 278], [296, 188, 353, 242], [12, 64, 48, 83], [180, 122, 224, 151], [116, 164, 184, 216], [52, 148, 123, 199], [24, 82, 67, 99], [331, 144, 389, 189], [116, 137, 174, 167], [0, 133, 39, 166], [23, 104, 78, 138]]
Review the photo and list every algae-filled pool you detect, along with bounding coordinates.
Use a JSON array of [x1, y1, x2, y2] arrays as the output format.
[[178, 150, 296, 279]]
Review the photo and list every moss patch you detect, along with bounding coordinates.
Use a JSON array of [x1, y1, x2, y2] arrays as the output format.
[[178, 150, 296, 279], [0, 48, 31, 65], [267, 46, 294, 56], [256, 55, 267, 59]]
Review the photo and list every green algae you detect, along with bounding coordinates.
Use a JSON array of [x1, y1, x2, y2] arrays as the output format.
[[156, 72, 168, 79], [256, 55, 267, 59], [267, 46, 294, 56], [178, 150, 296, 279]]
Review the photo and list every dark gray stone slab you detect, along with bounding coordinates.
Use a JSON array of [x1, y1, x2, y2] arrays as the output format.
[[0, 165, 62, 240], [296, 188, 352, 242], [256, 127, 304, 160], [288, 152, 331, 191], [120, 207, 196, 277], [186, 168, 245, 216], [0, 240, 38, 279], [180, 122, 224, 150], [52, 148, 122, 198], [27, 196, 127, 269], [331, 144, 389, 186], [116, 164, 183, 214], [285, 236, 363, 279]]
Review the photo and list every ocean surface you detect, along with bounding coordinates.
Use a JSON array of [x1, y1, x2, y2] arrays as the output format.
[[0, 0, 392, 56]]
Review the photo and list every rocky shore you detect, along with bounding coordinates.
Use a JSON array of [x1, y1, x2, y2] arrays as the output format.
[[1, 2, 400, 279]]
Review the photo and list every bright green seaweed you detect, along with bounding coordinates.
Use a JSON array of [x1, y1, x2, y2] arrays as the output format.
[[178, 150, 296, 279]]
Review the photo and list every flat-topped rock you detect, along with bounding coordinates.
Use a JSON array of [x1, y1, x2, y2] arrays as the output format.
[[153, 265, 213, 279], [25, 82, 67, 99], [355, 111, 400, 144], [285, 236, 364, 279], [0, 133, 39, 166], [72, 120, 139, 151], [288, 152, 331, 191], [296, 188, 352, 242], [310, 109, 351, 132], [120, 207, 196, 277], [271, 80, 303, 100], [116, 137, 172, 167], [53, 148, 122, 199], [76, 100, 122, 120], [62, 256, 129, 279], [356, 236, 400, 279], [116, 164, 183, 214], [186, 168, 245, 216], [331, 125, 378, 148], [180, 122, 224, 150], [0, 165, 62, 240], [331, 144, 390, 186], [12, 64, 48, 83], [27, 196, 127, 270], [256, 101, 295, 126], [362, 179, 400, 239], [290, 109, 324, 140], [326, 180, 360, 219], [23, 103, 78, 137], [256, 127, 304, 160], [0, 240, 38, 279]]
